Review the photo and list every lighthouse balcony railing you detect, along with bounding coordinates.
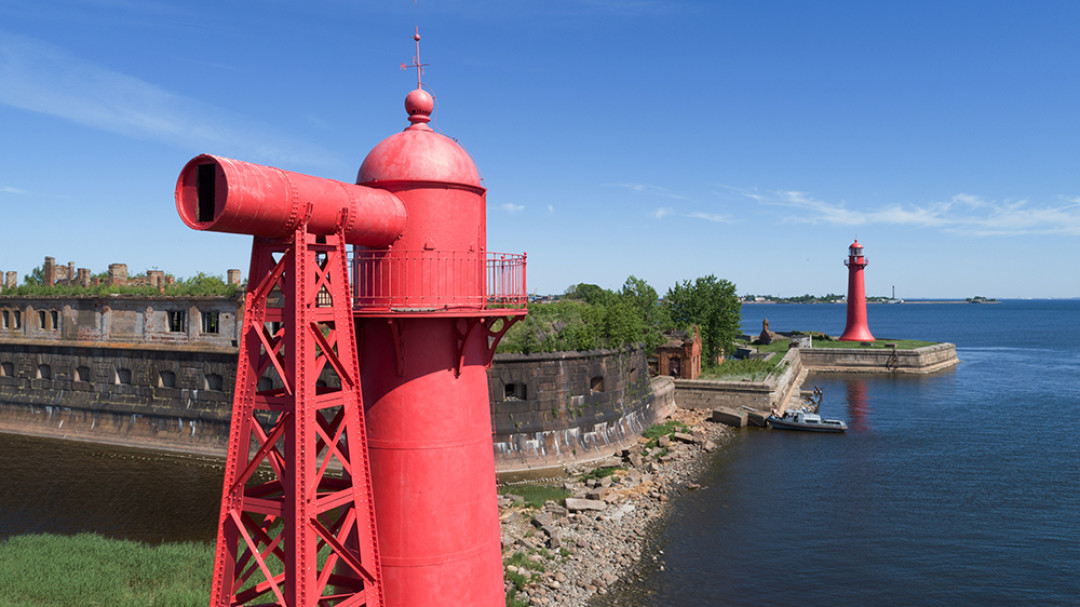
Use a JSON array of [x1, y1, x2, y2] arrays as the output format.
[[350, 250, 527, 313], [844, 257, 868, 266]]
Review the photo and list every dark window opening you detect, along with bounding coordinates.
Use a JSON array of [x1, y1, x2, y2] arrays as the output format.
[[205, 373, 224, 391], [316, 286, 333, 308], [168, 310, 187, 333], [201, 311, 219, 334], [2, 310, 8, 329], [0, 362, 13, 377], [116, 368, 132, 385], [159, 370, 176, 388], [504, 383, 526, 401], [75, 366, 91, 382], [590, 376, 605, 393], [38, 311, 47, 329], [13, 311, 21, 329], [37, 364, 51, 380], [197, 163, 216, 223], [51, 310, 59, 330]]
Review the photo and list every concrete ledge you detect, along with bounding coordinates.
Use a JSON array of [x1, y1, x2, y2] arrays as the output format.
[[680, 343, 959, 424], [799, 343, 959, 374]]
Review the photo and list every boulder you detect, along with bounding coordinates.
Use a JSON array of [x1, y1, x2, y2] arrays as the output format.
[[565, 497, 607, 512]]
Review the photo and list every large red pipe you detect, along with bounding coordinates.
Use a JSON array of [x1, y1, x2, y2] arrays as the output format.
[[175, 154, 406, 246]]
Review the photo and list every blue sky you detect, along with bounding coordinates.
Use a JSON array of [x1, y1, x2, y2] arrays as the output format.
[[2, 1, 1079, 299]]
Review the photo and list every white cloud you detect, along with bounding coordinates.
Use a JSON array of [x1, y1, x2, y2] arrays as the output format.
[[0, 30, 333, 167], [1, 186, 28, 194], [654, 207, 673, 219], [501, 203, 525, 213], [546, 204, 555, 215], [725, 186, 1080, 236]]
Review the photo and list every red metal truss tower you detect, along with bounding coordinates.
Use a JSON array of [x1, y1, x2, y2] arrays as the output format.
[[209, 218, 383, 606]]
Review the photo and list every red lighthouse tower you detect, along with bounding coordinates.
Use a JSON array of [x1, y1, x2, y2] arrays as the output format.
[[839, 239, 875, 342], [352, 86, 526, 606]]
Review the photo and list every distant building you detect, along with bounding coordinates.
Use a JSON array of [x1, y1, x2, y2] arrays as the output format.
[[0, 294, 241, 350], [654, 326, 702, 379]]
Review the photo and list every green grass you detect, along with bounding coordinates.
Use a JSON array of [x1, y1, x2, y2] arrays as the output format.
[[0, 533, 213, 607], [701, 358, 777, 381], [498, 484, 572, 509], [641, 420, 690, 451]]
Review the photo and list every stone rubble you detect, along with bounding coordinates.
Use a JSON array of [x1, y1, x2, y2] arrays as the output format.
[[499, 407, 734, 606]]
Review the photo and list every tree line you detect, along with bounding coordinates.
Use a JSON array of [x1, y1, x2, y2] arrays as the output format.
[[497, 274, 741, 364]]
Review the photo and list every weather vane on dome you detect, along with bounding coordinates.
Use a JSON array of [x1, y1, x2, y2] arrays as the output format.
[[400, 28, 428, 89]]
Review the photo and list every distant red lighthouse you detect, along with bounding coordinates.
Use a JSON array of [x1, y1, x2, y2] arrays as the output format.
[[840, 239, 875, 342]]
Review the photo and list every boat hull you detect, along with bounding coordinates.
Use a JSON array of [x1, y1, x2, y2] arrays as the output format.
[[766, 416, 847, 433]]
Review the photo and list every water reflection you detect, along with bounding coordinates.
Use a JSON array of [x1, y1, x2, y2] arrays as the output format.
[[844, 378, 872, 432]]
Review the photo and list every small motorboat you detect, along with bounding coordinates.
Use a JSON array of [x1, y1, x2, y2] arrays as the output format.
[[766, 409, 847, 433]]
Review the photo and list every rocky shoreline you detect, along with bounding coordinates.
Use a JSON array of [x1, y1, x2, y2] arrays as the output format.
[[498, 406, 735, 606]]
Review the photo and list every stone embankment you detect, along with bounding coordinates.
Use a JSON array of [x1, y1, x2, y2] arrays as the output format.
[[497, 407, 732, 606]]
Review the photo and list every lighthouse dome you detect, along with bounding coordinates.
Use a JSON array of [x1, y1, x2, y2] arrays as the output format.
[[357, 88, 483, 190]]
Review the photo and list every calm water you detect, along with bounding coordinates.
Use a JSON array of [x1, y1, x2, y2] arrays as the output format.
[[602, 300, 1080, 606], [0, 435, 222, 544]]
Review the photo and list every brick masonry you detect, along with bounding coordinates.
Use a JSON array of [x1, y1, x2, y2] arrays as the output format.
[[490, 347, 675, 472], [0, 341, 235, 454]]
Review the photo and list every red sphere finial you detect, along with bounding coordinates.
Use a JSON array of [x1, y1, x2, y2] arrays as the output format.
[[404, 88, 434, 126]]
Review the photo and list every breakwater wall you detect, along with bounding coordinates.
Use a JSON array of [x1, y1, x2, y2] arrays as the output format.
[[798, 343, 959, 374], [673, 348, 806, 413], [0, 340, 667, 471], [688, 342, 959, 427]]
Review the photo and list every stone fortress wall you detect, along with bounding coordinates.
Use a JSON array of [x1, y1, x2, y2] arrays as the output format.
[[0, 294, 670, 471]]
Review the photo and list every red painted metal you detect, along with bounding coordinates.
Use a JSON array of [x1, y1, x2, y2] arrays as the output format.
[[352, 88, 525, 607], [176, 154, 406, 247], [840, 239, 875, 342], [177, 49, 525, 603], [207, 218, 384, 606], [352, 251, 527, 311]]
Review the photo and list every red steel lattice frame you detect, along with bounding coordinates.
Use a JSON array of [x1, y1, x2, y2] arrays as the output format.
[[211, 217, 383, 606]]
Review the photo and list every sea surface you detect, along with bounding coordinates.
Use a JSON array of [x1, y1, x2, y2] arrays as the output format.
[[1, 300, 1077, 606], [599, 299, 1080, 606]]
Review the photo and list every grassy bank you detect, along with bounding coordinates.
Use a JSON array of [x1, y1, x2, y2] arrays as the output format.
[[0, 533, 212, 606]]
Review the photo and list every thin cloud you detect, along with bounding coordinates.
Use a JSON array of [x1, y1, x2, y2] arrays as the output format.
[[654, 207, 674, 219], [501, 203, 525, 213], [608, 182, 691, 201], [1, 186, 28, 194], [0, 30, 333, 167], [546, 204, 555, 215], [725, 185, 1080, 236], [686, 211, 731, 223]]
